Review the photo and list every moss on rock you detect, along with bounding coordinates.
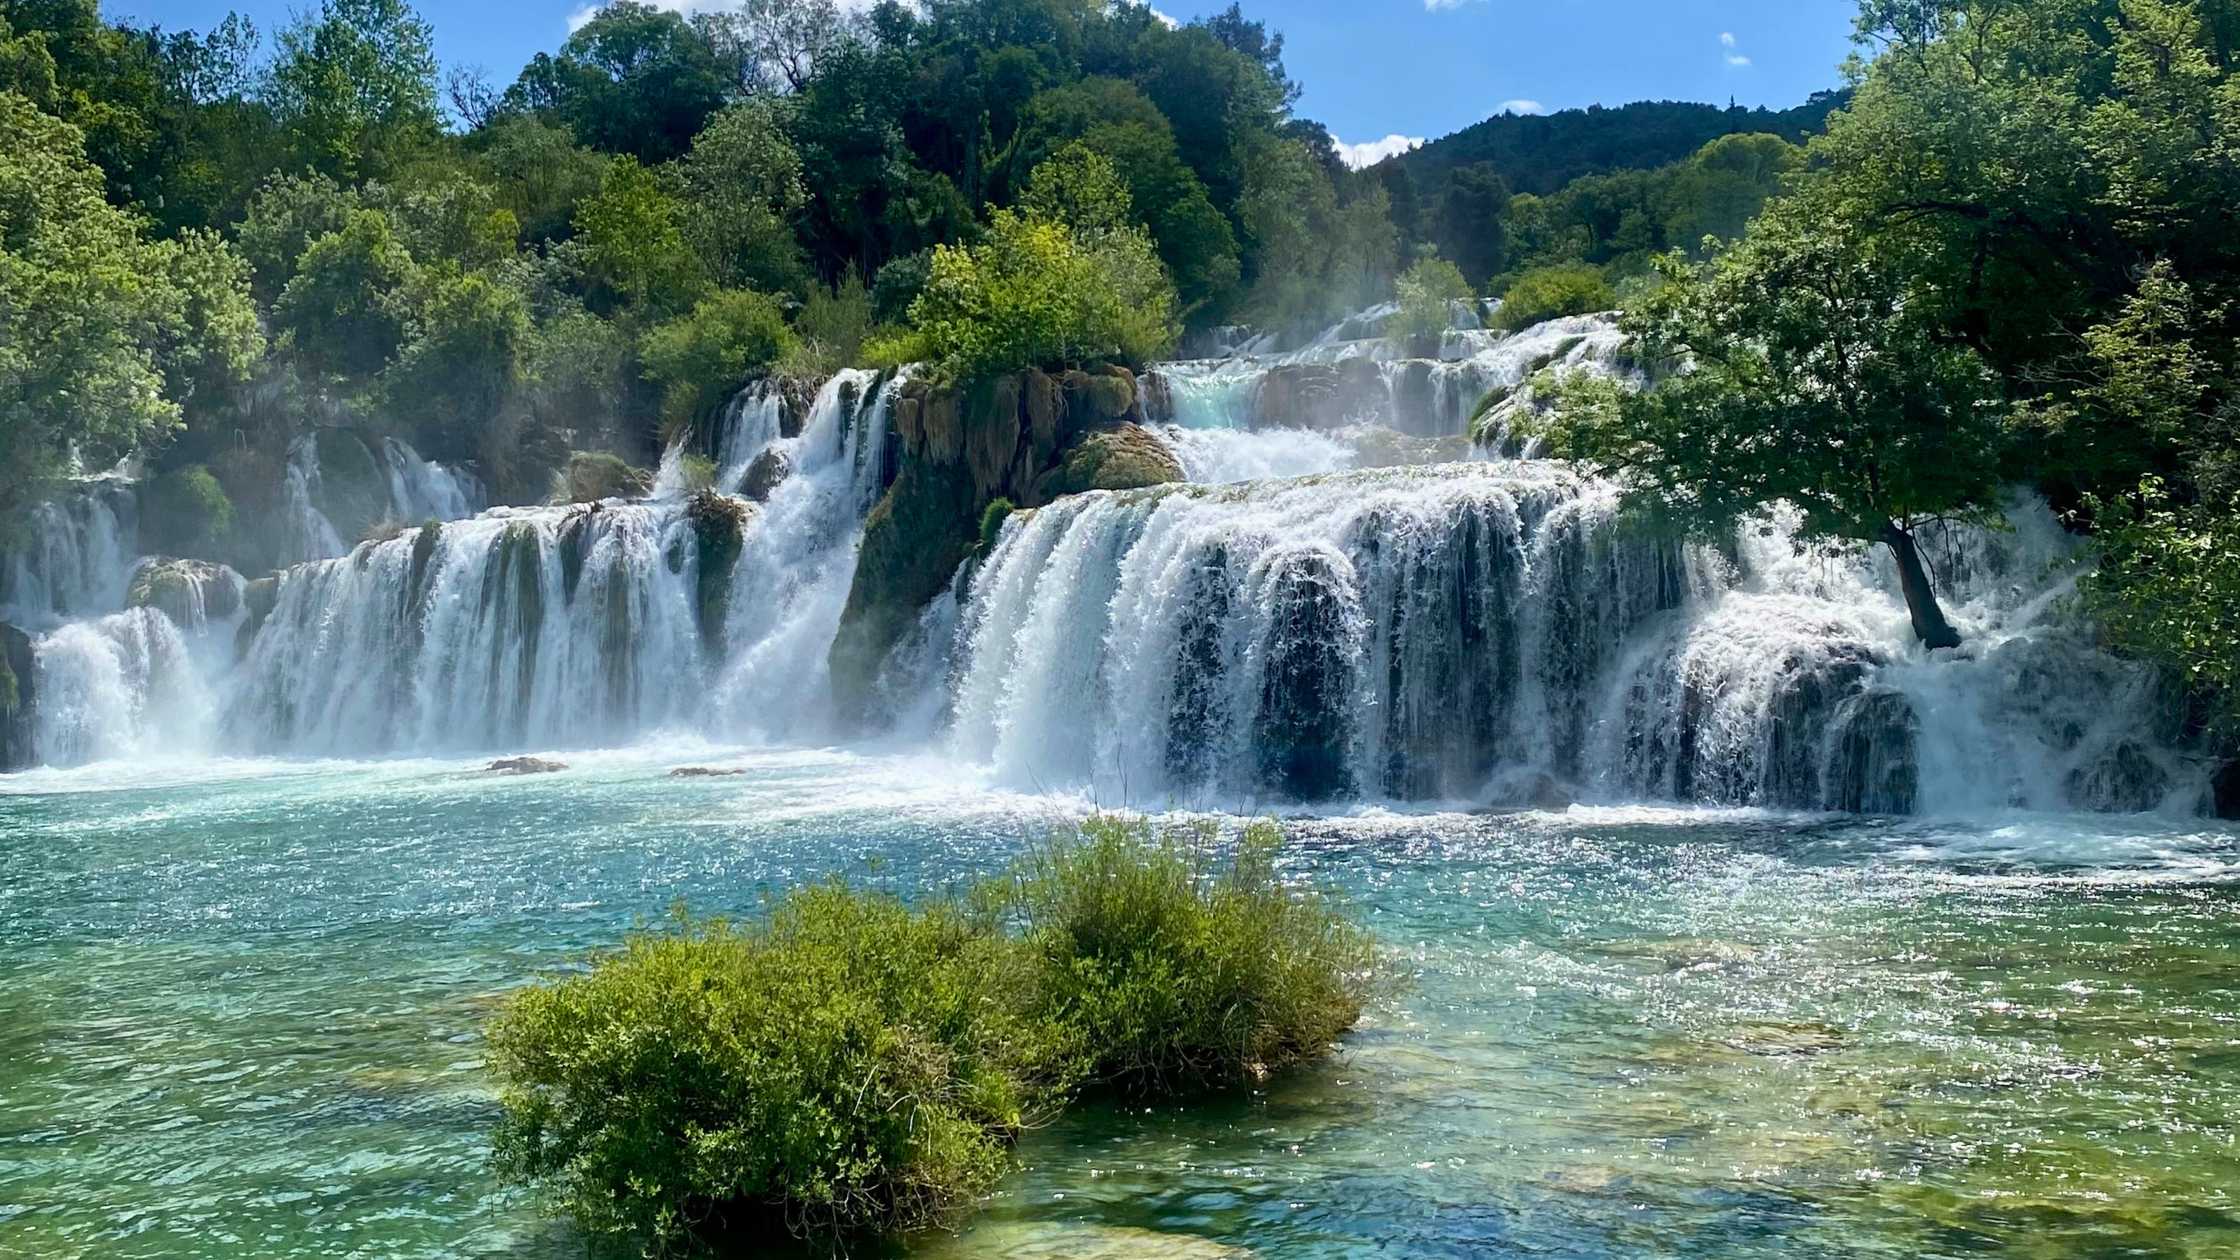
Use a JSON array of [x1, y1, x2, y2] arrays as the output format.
[[0, 621, 31, 770], [831, 458, 980, 722], [686, 491, 751, 648], [1035, 424, 1184, 500], [127, 559, 242, 626]]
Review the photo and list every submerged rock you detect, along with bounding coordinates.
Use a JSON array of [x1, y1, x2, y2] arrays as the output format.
[[668, 766, 747, 778], [919, 1223, 1252, 1260], [486, 757, 567, 775]]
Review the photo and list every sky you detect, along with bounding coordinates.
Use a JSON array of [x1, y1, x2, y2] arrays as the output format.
[[109, 0, 1862, 166]]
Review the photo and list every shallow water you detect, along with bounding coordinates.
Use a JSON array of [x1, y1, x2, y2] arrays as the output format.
[[4, 751, 2237, 1259]]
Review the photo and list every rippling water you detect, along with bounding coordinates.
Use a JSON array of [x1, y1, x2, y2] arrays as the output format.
[[4, 750, 2237, 1259]]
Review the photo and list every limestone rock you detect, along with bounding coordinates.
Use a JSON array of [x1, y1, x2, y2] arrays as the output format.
[[486, 756, 566, 775], [830, 459, 980, 722], [740, 447, 791, 502], [0, 621, 33, 771], [669, 766, 748, 778], [1034, 423, 1184, 501], [127, 558, 242, 627]]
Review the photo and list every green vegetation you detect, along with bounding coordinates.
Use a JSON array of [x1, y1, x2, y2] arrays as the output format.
[[1002, 817, 1379, 1096], [639, 289, 794, 435], [1527, 0, 2240, 680], [886, 147, 1179, 382], [1388, 256, 1474, 354], [1494, 263, 1615, 332], [487, 816, 1380, 1253]]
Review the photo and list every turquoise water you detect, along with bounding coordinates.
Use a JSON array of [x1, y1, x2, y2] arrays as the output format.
[[4, 750, 2238, 1259]]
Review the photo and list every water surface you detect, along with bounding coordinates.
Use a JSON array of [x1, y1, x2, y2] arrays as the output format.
[[4, 751, 2236, 1259]]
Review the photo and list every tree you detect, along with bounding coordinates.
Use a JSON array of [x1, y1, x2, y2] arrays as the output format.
[[1388, 255, 1473, 355], [1540, 214, 2009, 649], [1430, 163, 1509, 287], [677, 102, 807, 294], [897, 149, 1178, 381], [274, 208, 416, 379], [563, 155, 705, 318], [504, 2, 733, 163], [261, 0, 440, 180], [0, 92, 260, 530]]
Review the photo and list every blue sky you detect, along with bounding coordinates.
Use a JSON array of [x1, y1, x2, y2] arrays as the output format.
[[110, 0, 1861, 162]]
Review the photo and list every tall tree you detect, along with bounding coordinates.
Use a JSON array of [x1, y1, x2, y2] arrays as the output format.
[[262, 0, 439, 181]]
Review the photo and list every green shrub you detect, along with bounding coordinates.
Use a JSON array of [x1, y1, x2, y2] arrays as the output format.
[[487, 886, 1077, 1252], [1494, 263, 1616, 332], [554, 451, 653, 503], [1388, 255, 1475, 355], [977, 497, 1016, 554], [641, 289, 795, 436], [487, 818, 1382, 1253], [997, 816, 1379, 1095], [883, 157, 1178, 382]]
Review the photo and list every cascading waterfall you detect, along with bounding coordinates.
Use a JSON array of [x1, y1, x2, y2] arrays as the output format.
[[0, 479, 139, 629], [947, 463, 1689, 804], [0, 306, 2206, 816], [226, 371, 897, 758], [283, 431, 485, 564]]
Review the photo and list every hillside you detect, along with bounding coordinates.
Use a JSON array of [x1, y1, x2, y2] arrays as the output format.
[[1391, 92, 1850, 194]]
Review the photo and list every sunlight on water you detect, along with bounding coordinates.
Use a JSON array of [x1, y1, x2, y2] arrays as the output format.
[[2, 754, 2236, 1259]]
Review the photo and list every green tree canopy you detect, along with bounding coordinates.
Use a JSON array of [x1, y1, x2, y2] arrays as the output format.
[[0, 91, 260, 528]]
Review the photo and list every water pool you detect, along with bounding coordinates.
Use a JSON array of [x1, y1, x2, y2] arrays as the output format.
[[4, 749, 2236, 1258]]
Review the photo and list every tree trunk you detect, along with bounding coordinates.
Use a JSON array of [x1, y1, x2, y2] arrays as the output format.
[[1879, 521, 1962, 650]]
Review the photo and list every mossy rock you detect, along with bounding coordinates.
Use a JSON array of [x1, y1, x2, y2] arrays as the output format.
[[555, 451, 654, 503], [1033, 423, 1183, 502], [686, 491, 751, 648], [127, 559, 241, 626], [740, 447, 791, 502], [0, 621, 30, 770], [830, 459, 980, 722], [311, 428, 390, 545]]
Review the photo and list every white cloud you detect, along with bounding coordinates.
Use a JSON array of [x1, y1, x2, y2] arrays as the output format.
[[1146, 5, 1181, 29], [1330, 133, 1425, 169], [1423, 0, 1480, 9], [1497, 99, 1544, 116], [1720, 32, 1751, 67]]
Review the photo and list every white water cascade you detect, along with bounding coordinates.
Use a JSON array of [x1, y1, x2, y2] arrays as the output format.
[[227, 372, 896, 757], [0, 479, 140, 630], [283, 431, 485, 564]]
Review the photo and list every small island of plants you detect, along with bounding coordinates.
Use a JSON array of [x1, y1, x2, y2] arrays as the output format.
[[484, 816, 1383, 1254]]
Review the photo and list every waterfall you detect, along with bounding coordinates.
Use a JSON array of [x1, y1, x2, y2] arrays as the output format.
[[944, 467, 2192, 812], [283, 431, 485, 564], [32, 608, 220, 764], [948, 463, 1688, 804], [225, 371, 898, 758], [0, 479, 140, 629]]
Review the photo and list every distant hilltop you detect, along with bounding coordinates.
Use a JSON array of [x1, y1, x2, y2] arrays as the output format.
[[1388, 91, 1853, 195]]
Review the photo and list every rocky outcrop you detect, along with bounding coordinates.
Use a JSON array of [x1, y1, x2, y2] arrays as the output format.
[[0, 621, 34, 771], [127, 559, 243, 628], [1248, 359, 1386, 431], [833, 365, 1180, 722], [310, 427, 392, 543]]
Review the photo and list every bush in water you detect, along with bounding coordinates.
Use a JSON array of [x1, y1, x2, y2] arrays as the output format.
[[1000, 816, 1380, 1095], [488, 885, 1078, 1250], [487, 818, 1380, 1252]]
